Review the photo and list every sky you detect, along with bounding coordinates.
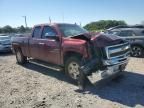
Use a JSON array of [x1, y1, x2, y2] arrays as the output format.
[[0, 0, 144, 27]]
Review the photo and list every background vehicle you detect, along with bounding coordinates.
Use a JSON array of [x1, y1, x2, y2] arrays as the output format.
[[0, 35, 12, 52], [12, 23, 130, 86], [105, 25, 144, 57]]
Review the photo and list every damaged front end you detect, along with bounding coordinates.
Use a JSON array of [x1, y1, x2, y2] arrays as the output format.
[[79, 34, 131, 84]]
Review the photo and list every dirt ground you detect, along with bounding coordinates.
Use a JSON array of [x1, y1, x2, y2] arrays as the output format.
[[0, 53, 144, 108]]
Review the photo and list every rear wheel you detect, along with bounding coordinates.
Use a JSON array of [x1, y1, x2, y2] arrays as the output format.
[[131, 46, 143, 57], [15, 49, 27, 64]]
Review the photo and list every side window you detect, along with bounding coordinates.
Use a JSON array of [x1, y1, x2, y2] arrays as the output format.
[[119, 30, 135, 37], [33, 26, 41, 38], [42, 26, 57, 38]]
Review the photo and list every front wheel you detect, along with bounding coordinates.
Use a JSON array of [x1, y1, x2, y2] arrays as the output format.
[[65, 57, 81, 80], [65, 57, 87, 87]]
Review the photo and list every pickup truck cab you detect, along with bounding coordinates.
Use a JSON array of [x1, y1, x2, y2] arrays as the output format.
[[12, 23, 130, 86]]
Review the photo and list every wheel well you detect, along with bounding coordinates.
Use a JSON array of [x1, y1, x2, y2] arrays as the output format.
[[14, 47, 21, 52], [64, 52, 83, 63]]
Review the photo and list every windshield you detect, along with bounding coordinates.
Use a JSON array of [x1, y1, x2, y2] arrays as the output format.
[[0, 36, 10, 40], [58, 24, 88, 37]]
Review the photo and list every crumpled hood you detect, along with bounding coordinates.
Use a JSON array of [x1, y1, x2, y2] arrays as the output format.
[[70, 32, 125, 48], [91, 33, 125, 47]]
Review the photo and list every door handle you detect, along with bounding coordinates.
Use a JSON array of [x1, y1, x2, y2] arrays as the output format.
[[38, 43, 45, 45]]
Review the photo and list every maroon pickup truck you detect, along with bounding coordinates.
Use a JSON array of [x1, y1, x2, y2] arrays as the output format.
[[12, 23, 130, 86]]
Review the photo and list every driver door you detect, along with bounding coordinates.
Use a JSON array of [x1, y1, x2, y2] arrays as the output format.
[[39, 26, 61, 65]]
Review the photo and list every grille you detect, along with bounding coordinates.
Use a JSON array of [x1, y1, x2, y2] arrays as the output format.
[[105, 42, 130, 59]]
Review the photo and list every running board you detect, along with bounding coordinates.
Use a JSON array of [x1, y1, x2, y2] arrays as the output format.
[[29, 59, 63, 72]]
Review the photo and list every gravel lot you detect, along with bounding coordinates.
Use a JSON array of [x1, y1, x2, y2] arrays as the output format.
[[0, 53, 144, 108]]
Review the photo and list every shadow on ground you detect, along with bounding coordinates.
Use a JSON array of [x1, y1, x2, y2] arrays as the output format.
[[83, 71, 144, 107], [23, 62, 144, 107], [23, 62, 76, 85]]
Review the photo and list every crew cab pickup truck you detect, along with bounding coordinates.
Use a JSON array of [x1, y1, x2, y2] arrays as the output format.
[[12, 23, 130, 86]]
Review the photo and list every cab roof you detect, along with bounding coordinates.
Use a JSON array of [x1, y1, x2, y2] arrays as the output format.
[[34, 23, 77, 27]]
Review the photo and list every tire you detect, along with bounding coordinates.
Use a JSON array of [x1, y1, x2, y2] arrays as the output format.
[[15, 49, 27, 64], [65, 56, 87, 85], [65, 57, 81, 80], [112, 64, 126, 80], [131, 45, 143, 57]]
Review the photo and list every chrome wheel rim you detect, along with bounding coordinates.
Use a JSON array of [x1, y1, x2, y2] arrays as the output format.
[[131, 46, 142, 57], [68, 61, 80, 80]]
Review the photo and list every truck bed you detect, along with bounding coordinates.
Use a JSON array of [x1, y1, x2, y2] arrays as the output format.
[[12, 36, 30, 57]]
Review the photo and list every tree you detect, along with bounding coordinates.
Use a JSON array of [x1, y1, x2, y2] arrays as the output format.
[[2, 25, 15, 33], [17, 25, 26, 33], [25, 27, 32, 33], [84, 20, 127, 31], [0, 25, 32, 34]]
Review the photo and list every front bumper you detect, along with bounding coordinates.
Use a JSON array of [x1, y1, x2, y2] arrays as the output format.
[[87, 62, 127, 84], [102, 51, 130, 66], [82, 54, 129, 84]]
